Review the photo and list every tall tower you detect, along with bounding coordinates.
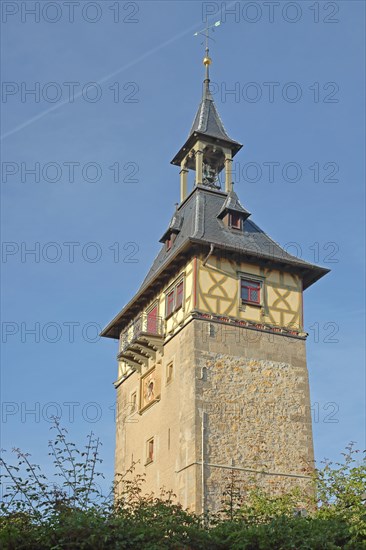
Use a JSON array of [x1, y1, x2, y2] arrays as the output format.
[[101, 39, 329, 514]]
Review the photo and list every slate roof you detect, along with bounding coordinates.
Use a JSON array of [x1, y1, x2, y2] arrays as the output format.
[[101, 186, 329, 338], [141, 186, 328, 289], [189, 83, 240, 146]]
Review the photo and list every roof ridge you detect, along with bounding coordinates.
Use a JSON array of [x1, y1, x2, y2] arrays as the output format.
[[193, 191, 205, 238]]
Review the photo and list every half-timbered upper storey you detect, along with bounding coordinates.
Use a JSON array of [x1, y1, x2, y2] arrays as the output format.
[[101, 185, 328, 385]]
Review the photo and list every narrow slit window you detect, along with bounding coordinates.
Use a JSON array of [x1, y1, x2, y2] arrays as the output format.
[[166, 361, 173, 383], [130, 391, 137, 413], [146, 437, 154, 464]]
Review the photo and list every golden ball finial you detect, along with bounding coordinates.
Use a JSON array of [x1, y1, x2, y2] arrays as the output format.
[[203, 56, 212, 66]]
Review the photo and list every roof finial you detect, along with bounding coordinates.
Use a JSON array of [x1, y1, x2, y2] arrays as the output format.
[[194, 20, 221, 96]]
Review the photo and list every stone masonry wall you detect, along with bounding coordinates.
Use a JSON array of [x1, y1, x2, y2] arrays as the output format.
[[194, 320, 314, 514]]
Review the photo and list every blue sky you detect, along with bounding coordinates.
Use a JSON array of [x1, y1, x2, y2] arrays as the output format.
[[1, 1, 365, 491]]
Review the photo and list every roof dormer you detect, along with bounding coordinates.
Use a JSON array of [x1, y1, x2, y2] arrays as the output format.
[[159, 209, 183, 251], [217, 190, 251, 230]]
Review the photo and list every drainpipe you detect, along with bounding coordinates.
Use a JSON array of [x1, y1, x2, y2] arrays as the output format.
[[193, 257, 198, 309], [201, 410, 205, 517], [202, 244, 214, 266]]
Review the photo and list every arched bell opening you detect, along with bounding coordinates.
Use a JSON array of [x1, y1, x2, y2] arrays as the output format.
[[201, 145, 225, 189]]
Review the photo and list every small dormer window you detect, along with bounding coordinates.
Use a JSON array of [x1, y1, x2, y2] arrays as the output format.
[[229, 212, 242, 230], [217, 192, 250, 228], [166, 233, 176, 251]]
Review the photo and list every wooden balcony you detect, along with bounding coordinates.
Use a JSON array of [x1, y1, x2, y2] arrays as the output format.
[[118, 313, 164, 372]]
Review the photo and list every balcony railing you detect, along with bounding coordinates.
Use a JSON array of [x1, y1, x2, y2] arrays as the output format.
[[119, 313, 164, 355]]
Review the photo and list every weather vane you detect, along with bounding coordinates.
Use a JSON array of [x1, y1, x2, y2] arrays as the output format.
[[194, 20, 221, 74]]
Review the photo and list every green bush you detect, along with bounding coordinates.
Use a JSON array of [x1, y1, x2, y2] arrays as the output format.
[[1, 421, 365, 549]]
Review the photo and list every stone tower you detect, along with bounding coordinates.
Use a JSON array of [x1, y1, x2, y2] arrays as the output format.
[[101, 43, 329, 514]]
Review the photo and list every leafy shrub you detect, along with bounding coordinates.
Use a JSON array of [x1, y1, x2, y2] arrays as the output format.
[[1, 421, 365, 549]]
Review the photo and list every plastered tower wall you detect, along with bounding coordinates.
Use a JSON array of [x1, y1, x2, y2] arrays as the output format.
[[115, 320, 199, 510]]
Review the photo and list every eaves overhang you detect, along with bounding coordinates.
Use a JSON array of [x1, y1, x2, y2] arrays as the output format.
[[187, 237, 330, 290], [171, 131, 243, 167], [100, 240, 192, 340]]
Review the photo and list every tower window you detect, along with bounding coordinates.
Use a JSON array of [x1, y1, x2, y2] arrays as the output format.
[[166, 289, 175, 317], [166, 361, 173, 383], [130, 391, 137, 413], [176, 281, 184, 309], [229, 212, 242, 230], [165, 279, 184, 318], [146, 437, 154, 464], [241, 278, 261, 305]]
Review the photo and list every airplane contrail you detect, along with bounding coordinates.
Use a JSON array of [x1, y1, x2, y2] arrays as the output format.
[[1, 19, 207, 141]]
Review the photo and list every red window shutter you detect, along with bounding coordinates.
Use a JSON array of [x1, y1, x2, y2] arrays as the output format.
[[166, 290, 174, 317], [176, 281, 184, 310], [147, 305, 158, 333]]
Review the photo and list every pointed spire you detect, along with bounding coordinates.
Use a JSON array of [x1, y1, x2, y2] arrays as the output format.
[[188, 24, 241, 145], [189, 87, 236, 143], [171, 22, 242, 168]]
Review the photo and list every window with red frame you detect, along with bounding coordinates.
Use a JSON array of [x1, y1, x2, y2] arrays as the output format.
[[176, 281, 184, 310], [241, 278, 261, 305], [165, 280, 184, 318], [166, 289, 175, 317], [229, 212, 242, 230]]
